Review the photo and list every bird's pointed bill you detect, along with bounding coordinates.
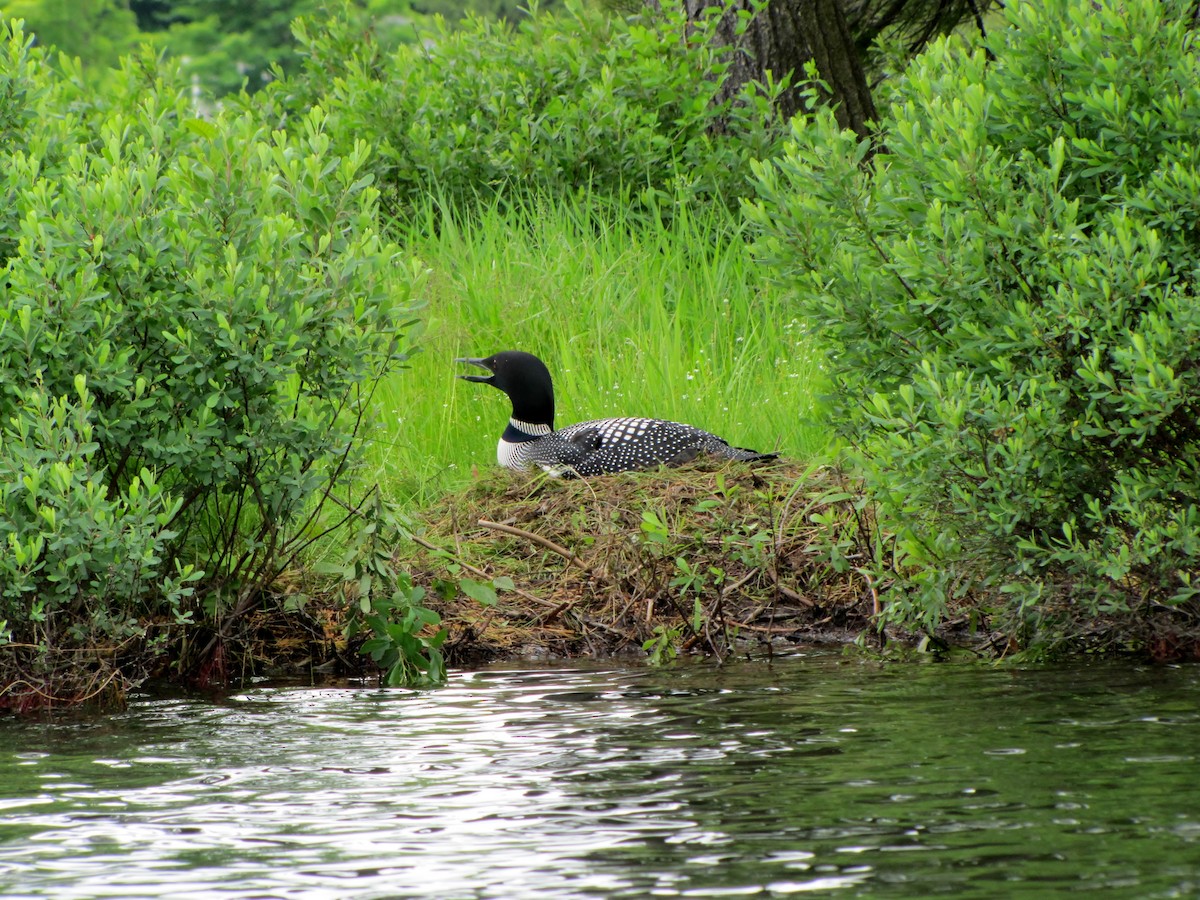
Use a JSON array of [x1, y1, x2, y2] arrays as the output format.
[[455, 357, 494, 383]]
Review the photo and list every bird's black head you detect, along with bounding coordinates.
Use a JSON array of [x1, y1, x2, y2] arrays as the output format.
[[456, 350, 555, 428]]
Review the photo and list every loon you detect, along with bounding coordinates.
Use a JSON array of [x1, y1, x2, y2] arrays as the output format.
[[456, 350, 777, 477]]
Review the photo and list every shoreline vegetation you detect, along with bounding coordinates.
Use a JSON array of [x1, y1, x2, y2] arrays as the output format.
[[5, 0, 1200, 710], [380, 461, 1200, 674]]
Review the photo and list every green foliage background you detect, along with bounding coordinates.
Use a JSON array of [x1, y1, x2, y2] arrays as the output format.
[[2, 0, 568, 97], [3, 0, 423, 95], [271, 1, 787, 221], [748, 0, 1200, 640], [0, 24, 423, 677], [2, 0, 139, 70], [2, 0, 1198, 699]]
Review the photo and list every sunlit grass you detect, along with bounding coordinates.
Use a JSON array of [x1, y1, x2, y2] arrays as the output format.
[[362, 194, 831, 507]]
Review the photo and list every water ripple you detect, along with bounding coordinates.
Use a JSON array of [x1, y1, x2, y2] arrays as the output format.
[[0, 657, 1197, 898]]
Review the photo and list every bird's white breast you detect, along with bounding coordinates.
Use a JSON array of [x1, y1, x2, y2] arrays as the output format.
[[497, 438, 527, 470]]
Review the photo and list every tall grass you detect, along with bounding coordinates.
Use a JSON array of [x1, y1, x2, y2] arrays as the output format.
[[365, 194, 830, 506]]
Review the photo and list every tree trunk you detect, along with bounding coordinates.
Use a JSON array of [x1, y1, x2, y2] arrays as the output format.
[[677, 0, 996, 140], [685, 0, 878, 138]]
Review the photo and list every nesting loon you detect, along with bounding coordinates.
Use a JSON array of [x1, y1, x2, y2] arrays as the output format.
[[456, 350, 777, 477]]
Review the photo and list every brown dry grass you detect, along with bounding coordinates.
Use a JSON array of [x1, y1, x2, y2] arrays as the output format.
[[398, 460, 881, 665]]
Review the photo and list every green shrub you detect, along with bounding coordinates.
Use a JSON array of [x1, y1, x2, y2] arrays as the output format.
[[0, 379, 190, 649], [271, 0, 786, 221], [746, 0, 1200, 639], [0, 23, 424, 676]]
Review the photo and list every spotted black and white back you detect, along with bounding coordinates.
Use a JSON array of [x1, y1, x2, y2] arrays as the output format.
[[509, 416, 770, 477]]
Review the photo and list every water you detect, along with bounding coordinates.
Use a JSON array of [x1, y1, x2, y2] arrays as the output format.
[[0, 654, 1197, 899]]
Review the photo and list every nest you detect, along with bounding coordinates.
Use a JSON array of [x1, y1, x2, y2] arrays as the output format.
[[401, 460, 880, 665]]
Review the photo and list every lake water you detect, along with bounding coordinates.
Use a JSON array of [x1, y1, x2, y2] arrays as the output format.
[[0, 654, 1196, 898]]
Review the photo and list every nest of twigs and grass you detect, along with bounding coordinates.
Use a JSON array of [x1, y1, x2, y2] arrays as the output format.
[[398, 460, 884, 665]]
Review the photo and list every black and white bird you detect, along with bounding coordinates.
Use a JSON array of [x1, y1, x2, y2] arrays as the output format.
[[456, 350, 777, 477]]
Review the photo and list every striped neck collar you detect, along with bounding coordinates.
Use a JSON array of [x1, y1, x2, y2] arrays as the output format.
[[504, 417, 553, 441]]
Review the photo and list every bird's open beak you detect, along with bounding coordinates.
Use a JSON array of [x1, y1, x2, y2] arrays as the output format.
[[455, 357, 494, 383]]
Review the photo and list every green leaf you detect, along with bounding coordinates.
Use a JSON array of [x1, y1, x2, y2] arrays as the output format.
[[185, 118, 220, 140], [459, 578, 499, 607]]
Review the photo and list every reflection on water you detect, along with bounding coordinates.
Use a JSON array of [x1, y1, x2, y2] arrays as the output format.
[[0, 655, 1197, 898]]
